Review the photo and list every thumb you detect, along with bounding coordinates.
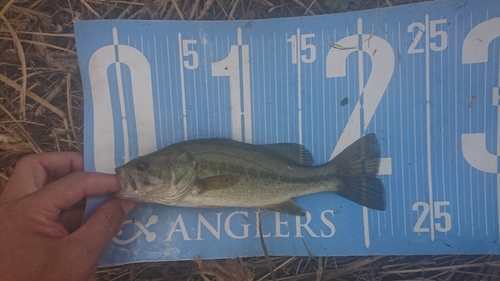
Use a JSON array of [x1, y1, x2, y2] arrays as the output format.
[[72, 199, 136, 256]]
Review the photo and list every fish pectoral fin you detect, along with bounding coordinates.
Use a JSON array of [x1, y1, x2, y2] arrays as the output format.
[[196, 175, 239, 193], [263, 200, 306, 216]]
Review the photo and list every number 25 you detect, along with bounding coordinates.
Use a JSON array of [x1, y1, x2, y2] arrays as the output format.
[[408, 19, 448, 54]]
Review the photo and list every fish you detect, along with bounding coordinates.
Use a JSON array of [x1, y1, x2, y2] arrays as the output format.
[[114, 133, 386, 215]]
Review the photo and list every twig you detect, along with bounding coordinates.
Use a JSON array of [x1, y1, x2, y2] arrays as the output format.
[[228, 0, 240, 20], [100, 2, 119, 19], [303, 0, 317, 16], [35, 78, 66, 116], [316, 256, 323, 281], [170, 0, 185, 20], [323, 256, 385, 279], [1, 15, 26, 119], [188, 0, 201, 20], [256, 257, 295, 281], [66, 0, 75, 19], [118, 0, 141, 19], [257, 209, 276, 281], [215, 0, 230, 20], [0, 73, 67, 120], [383, 261, 500, 275], [301, 239, 314, 271], [196, 0, 214, 20], [0, 30, 75, 38], [80, 0, 101, 18], [0, 103, 43, 153], [0, 0, 16, 19], [292, 0, 314, 15], [0, 36, 77, 54]]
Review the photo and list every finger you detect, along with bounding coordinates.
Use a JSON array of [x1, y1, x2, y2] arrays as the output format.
[[58, 208, 86, 234], [33, 172, 122, 221], [57, 198, 87, 233], [71, 199, 136, 257], [1, 152, 84, 203], [11, 152, 84, 186]]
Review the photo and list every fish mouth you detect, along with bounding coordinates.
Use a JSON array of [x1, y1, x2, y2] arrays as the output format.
[[115, 168, 140, 197]]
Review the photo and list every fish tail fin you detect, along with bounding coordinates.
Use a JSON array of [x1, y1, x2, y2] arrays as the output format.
[[335, 176, 386, 210], [329, 133, 386, 210]]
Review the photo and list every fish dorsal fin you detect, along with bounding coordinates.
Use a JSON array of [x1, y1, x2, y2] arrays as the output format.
[[261, 143, 315, 165], [196, 175, 239, 193], [263, 200, 306, 216]]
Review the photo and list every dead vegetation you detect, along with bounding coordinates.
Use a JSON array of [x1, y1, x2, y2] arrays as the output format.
[[96, 255, 500, 280], [1, 0, 500, 280]]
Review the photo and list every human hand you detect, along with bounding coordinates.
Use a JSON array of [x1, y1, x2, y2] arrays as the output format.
[[0, 152, 135, 281]]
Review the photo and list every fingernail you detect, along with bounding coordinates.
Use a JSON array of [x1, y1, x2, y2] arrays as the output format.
[[120, 200, 136, 214]]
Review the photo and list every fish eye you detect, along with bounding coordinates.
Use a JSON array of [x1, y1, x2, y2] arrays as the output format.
[[136, 159, 150, 171]]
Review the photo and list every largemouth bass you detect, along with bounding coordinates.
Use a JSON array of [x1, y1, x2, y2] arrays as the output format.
[[114, 134, 385, 215]]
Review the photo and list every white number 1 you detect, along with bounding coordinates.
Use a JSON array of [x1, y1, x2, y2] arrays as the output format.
[[286, 31, 316, 64]]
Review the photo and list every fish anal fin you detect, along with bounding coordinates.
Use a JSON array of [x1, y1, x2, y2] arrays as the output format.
[[261, 143, 315, 165], [263, 200, 306, 216], [196, 175, 239, 193]]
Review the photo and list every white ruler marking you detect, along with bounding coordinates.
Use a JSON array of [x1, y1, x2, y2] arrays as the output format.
[[468, 13, 475, 236], [454, 14, 461, 237], [497, 30, 500, 241], [193, 39, 199, 139], [297, 28, 302, 144], [356, 18, 371, 249], [153, 36, 161, 145], [425, 14, 436, 241], [274, 33, 278, 143], [113, 28, 129, 163], [285, 33, 290, 142], [398, 21, 407, 236], [203, 36, 211, 138], [178, 33, 188, 140], [388, 24, 395, 236], [262, 34, 267, 142], [322, 30, 327, 162], [410, 28, 418, 236], [166, 37, 175, 144]]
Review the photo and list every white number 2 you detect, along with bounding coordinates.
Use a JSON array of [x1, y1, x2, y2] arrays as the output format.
[[413, 201, 452, 233], [326, 33, 394, 167]]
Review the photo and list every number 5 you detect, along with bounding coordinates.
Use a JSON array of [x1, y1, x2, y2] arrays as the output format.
[[434, 201, 451, 232], [182, 39, 198, 70], [430, 19, 447, 52], [300, 33, 316, 63]]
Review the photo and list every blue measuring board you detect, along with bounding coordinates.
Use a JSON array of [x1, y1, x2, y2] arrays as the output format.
[[76, 0, 500, 266]]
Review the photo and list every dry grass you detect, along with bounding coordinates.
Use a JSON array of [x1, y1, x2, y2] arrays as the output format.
[[95, 255, 500, 280], [1, 0, 500, 280]]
